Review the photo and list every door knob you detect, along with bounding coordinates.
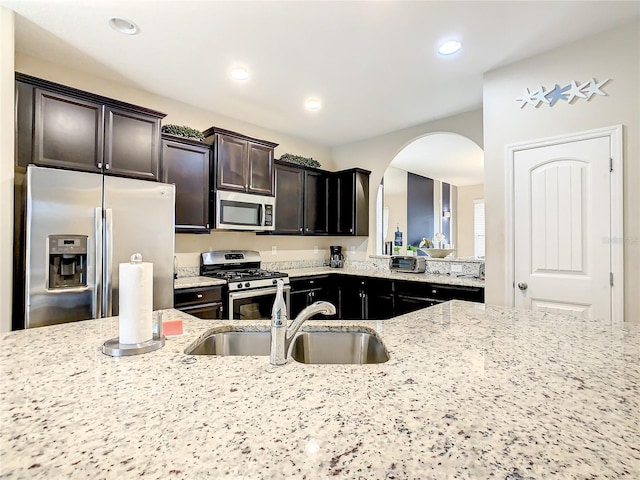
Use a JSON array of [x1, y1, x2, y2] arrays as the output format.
[[517, 282, 528, 290]]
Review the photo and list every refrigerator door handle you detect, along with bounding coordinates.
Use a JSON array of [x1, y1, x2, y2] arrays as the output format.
[[104, 208, 113, 317], [94, 207, 103, 319]]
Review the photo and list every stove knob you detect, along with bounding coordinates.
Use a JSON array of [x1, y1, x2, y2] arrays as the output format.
[[245, 282, 250, 288], [237, 284, 243, 289], [272, 279, 277, 285]]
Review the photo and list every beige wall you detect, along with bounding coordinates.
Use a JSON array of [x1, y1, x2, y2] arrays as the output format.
[[16, 54, 334, 169], [456, 184, 484, 258], [332, 109, 484, 256], [483, 21, 640, 322], [382, 167, 408, 254], [0, 8, 15, 333]]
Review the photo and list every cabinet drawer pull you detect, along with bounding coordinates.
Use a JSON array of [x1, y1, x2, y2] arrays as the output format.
[[431, 289, 437, 294], [197, 293, 203, 298]]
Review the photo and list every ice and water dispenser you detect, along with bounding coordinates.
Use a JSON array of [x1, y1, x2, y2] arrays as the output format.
[[47, 235, 88, 289]]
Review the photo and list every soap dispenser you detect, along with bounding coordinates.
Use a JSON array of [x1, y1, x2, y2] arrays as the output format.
[[270, 279, 289, 365]]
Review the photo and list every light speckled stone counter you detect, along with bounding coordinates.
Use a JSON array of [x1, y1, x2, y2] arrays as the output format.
[[1, 303, 638, 479], [285, 266, 485, 288], [174, 276, 226, 289]]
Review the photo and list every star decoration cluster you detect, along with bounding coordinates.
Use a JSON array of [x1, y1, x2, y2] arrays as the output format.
[[516, 78, 610, 109]]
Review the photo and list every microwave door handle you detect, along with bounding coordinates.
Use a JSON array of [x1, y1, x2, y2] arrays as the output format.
[[260, 204, 266, 227]]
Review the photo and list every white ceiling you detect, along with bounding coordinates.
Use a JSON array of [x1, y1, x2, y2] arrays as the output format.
[[2, 1, 639, 180], [391, 133, 484, 186]]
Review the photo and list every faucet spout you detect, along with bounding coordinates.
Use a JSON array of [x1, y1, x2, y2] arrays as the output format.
[[270, 279, 336, 366], [286, 301, 336, 342]]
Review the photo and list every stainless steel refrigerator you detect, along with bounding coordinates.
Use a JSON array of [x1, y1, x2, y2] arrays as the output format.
[[22, 165, 175, 329]]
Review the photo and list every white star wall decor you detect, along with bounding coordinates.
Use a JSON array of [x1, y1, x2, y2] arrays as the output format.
[[516, 78, 610, 108]]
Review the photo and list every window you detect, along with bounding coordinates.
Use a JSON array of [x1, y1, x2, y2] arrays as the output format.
[[474, 199, 485, 258]]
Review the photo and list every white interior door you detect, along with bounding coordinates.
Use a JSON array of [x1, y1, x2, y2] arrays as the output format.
[[513, 136, 612, 321]]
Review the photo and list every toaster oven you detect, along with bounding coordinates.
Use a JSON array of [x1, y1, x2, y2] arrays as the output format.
[[389, 256, 426, 273]]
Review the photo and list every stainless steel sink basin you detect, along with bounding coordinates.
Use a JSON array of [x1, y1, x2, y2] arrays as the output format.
[[185, 326, 389, 364], [290, 329, 389, 364], [185, 328, 270, 356]]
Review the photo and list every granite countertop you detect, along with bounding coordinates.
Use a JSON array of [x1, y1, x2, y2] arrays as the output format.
[[284, 266, 485, 288], [1, 302, 638, 479], [174, 276, 226, 289]]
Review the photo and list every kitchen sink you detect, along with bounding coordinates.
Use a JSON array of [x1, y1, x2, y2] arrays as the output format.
[[185, 328, 270, 356], [290, 329, 389, 364], [185, 326, 389, 364]]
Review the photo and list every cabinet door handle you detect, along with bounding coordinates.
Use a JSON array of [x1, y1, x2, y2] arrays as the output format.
[[305, 228, 309, 232], [299, 228, 303, 232], [97, 162, 102, 169], [197, 294, 203, 298], [105, 164, 110, 170], [350, 228, 353, 233]]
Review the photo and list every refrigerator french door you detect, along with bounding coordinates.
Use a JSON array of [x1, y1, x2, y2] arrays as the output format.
[[24, 165, 175, 328]]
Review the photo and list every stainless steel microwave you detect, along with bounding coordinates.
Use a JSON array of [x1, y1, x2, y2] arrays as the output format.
[[215, 190, 275, 231]]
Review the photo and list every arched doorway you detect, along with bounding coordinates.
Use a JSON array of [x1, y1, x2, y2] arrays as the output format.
[[377, 132, 484, 257]]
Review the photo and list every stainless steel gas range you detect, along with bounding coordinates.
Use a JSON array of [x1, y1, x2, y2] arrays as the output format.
[[200, 250, 290, 321]]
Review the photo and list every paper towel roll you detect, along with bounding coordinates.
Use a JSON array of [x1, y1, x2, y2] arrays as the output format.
[[119, 256, 153, 344]]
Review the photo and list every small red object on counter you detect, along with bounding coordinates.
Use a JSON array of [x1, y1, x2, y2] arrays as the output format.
[[162, 319, 184, 337]]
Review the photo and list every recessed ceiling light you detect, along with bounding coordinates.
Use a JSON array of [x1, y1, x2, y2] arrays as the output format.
[[108, 17, 139, 35], [230, 67, 250, 81], [438, 40, 462, 56], [305, 98, 322, 111]]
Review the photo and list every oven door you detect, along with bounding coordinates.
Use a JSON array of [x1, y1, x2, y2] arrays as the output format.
[[228, 285, 291, 321]]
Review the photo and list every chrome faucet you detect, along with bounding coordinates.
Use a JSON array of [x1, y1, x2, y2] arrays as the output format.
[[270, 279, 336, 365]]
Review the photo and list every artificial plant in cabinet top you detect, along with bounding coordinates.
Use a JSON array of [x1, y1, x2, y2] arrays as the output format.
[[203, 126, 278, 196]]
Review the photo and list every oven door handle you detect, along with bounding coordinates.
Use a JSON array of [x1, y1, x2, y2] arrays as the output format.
[[228, 284, 291, 301]]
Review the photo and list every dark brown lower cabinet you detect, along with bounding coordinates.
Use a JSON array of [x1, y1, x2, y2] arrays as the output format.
[[289, 275, 338, 319], [174, 286, 224, 320], [292, 274, 484, 320]]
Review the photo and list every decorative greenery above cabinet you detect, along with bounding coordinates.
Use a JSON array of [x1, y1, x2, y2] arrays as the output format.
[[203, 126, 278, 196], [15, 73, 165, 181]]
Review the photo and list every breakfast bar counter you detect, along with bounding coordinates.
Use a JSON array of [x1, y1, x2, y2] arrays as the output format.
[[1, 302, 638, 479]]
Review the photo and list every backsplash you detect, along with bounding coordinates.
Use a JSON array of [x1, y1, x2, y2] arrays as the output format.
[[177, 255, 484, 280]]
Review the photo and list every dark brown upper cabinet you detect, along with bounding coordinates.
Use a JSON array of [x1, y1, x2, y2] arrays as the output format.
[[161, 135, 211, 234], [273, 162, 304, 234], [328, 168, 370, 236], [303, 170, 329, 235], [15, 73, 165, 181], [271, 161, 369, 236], [273, 161, 328, 235], [203, 126, 278, 196]]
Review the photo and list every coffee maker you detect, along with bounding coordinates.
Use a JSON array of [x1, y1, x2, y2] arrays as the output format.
[[329, 245, 345, 268]]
